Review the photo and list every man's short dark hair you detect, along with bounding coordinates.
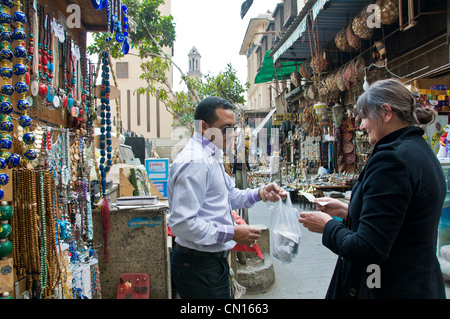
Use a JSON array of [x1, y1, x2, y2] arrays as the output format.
[[194, 96, 234, 125]]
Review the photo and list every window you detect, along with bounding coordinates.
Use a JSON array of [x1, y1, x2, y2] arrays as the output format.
[[137, 93, 140, 126], [116, 62, 129, 79]]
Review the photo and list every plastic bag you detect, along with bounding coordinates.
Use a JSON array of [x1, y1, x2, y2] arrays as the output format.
[[267, 193, 302, 264]]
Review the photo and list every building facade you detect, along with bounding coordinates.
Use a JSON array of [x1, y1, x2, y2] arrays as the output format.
[[112, 0, 174, 140]]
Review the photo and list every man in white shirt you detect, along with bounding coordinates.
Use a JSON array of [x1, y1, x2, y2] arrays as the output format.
[[168, 96, 285, 299]]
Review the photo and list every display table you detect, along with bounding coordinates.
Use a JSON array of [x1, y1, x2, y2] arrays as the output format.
[[93, 202, 170, 299]]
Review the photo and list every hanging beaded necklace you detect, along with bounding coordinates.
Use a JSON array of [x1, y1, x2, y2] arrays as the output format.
[[13, 0, 37, 162], [99, 50, 111, 196], [0, 0, 15, 204]]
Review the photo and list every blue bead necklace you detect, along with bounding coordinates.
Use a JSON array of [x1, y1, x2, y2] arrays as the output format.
[[14, 0, 36, 162], [99, 50, 111, 197]]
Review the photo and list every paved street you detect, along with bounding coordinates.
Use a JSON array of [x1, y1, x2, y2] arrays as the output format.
[[241, 200, 450, 299]]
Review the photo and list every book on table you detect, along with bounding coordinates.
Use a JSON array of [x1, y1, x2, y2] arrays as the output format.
[[116, 196, 158, 206]]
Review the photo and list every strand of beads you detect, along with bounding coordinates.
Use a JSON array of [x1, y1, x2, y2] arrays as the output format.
[[13, 0, 36, 162], [0, 0, 15, 262], [99, 50, 111, 197], [38, 170, 47, 298]]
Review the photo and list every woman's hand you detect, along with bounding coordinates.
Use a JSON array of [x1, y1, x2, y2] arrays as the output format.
[[298, 211, 332, 234], [314, 197, 348, 220]]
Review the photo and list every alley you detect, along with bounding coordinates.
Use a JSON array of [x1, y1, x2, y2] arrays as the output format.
[[241, 201, 450, 299]]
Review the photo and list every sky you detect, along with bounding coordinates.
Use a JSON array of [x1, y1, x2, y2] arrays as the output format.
[[170, 0, 281, 93]]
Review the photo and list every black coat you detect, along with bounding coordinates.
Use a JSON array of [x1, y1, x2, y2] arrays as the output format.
[[323, 126, 447, 298]]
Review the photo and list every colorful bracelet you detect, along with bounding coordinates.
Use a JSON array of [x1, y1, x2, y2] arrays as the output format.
[[259, 186, 267, 202]]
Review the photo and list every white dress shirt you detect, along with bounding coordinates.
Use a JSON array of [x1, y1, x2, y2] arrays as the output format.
[[168, 132, 261, 252]]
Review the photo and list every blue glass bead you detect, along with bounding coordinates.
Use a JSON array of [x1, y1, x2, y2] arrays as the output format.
[[1, 0, 14, 8], [0, 12, 11, 24], [14, 81, 28, 94], [0, 173, 8, 186], [13, 46, 27, 59], [0, 157, 6, 170], [13, 63, 26, 76], [122, 4, 128, 14], [122, 39, 129, 55], [0, 138, 12, 150], [12, 11, 27, 24], [0, 31, 11, 43], [0, 100, 12, 115], [0, 49, 13, 62], [23, 132, 34, 145], [18, 115, 31, 128], [0, 121, 13, 133], [0, 85, 13, 96], [115, 32, 124, 43], [0, 67, 12, 79], [91, 0, 102, 10], [0, 189, 4, 201], [16, 99, 30, 111], [46, 90, 54, 103], [12, 28, 26, 41], [6, 153, 20, 168], [24, 149, 37, 161]]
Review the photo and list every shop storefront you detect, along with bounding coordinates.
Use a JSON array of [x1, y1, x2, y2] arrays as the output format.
[[263, 0, 450, 273], [0, 0, 171, 300]]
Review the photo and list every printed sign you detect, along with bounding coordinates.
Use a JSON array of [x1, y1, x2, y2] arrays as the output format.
[[145, 158, 169, 181]]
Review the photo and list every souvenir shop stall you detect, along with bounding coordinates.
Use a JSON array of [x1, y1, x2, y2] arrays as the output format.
[[0, 0, 134, 299], [271, 0, 447, 205], [269, 0, 450, 274]]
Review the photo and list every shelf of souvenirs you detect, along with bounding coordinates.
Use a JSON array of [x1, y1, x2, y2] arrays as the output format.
[[281, 163, 358, 192]]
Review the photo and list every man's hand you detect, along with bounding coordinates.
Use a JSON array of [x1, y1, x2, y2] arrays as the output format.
[[233, 224, 261, 246], [262, 182, 287, 202]]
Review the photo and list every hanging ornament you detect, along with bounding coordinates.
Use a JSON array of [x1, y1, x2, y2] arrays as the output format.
[[99, 50, 111, 262], [12, 0, 35, 162], [0, 0, 18, 207], [332, 102, 344, 127]]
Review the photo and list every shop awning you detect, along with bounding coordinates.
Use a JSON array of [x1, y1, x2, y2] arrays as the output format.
[[272, 0, 371, 62], [254, 50, 301, 84]]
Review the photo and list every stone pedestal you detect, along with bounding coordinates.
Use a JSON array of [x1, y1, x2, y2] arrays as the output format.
[[92, 205, 171, 299]]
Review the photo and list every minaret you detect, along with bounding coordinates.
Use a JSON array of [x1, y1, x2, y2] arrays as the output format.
[[187, 46, 202, 80]]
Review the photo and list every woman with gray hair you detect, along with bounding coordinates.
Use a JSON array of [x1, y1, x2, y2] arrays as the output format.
[[299, 78, 447, 298]]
